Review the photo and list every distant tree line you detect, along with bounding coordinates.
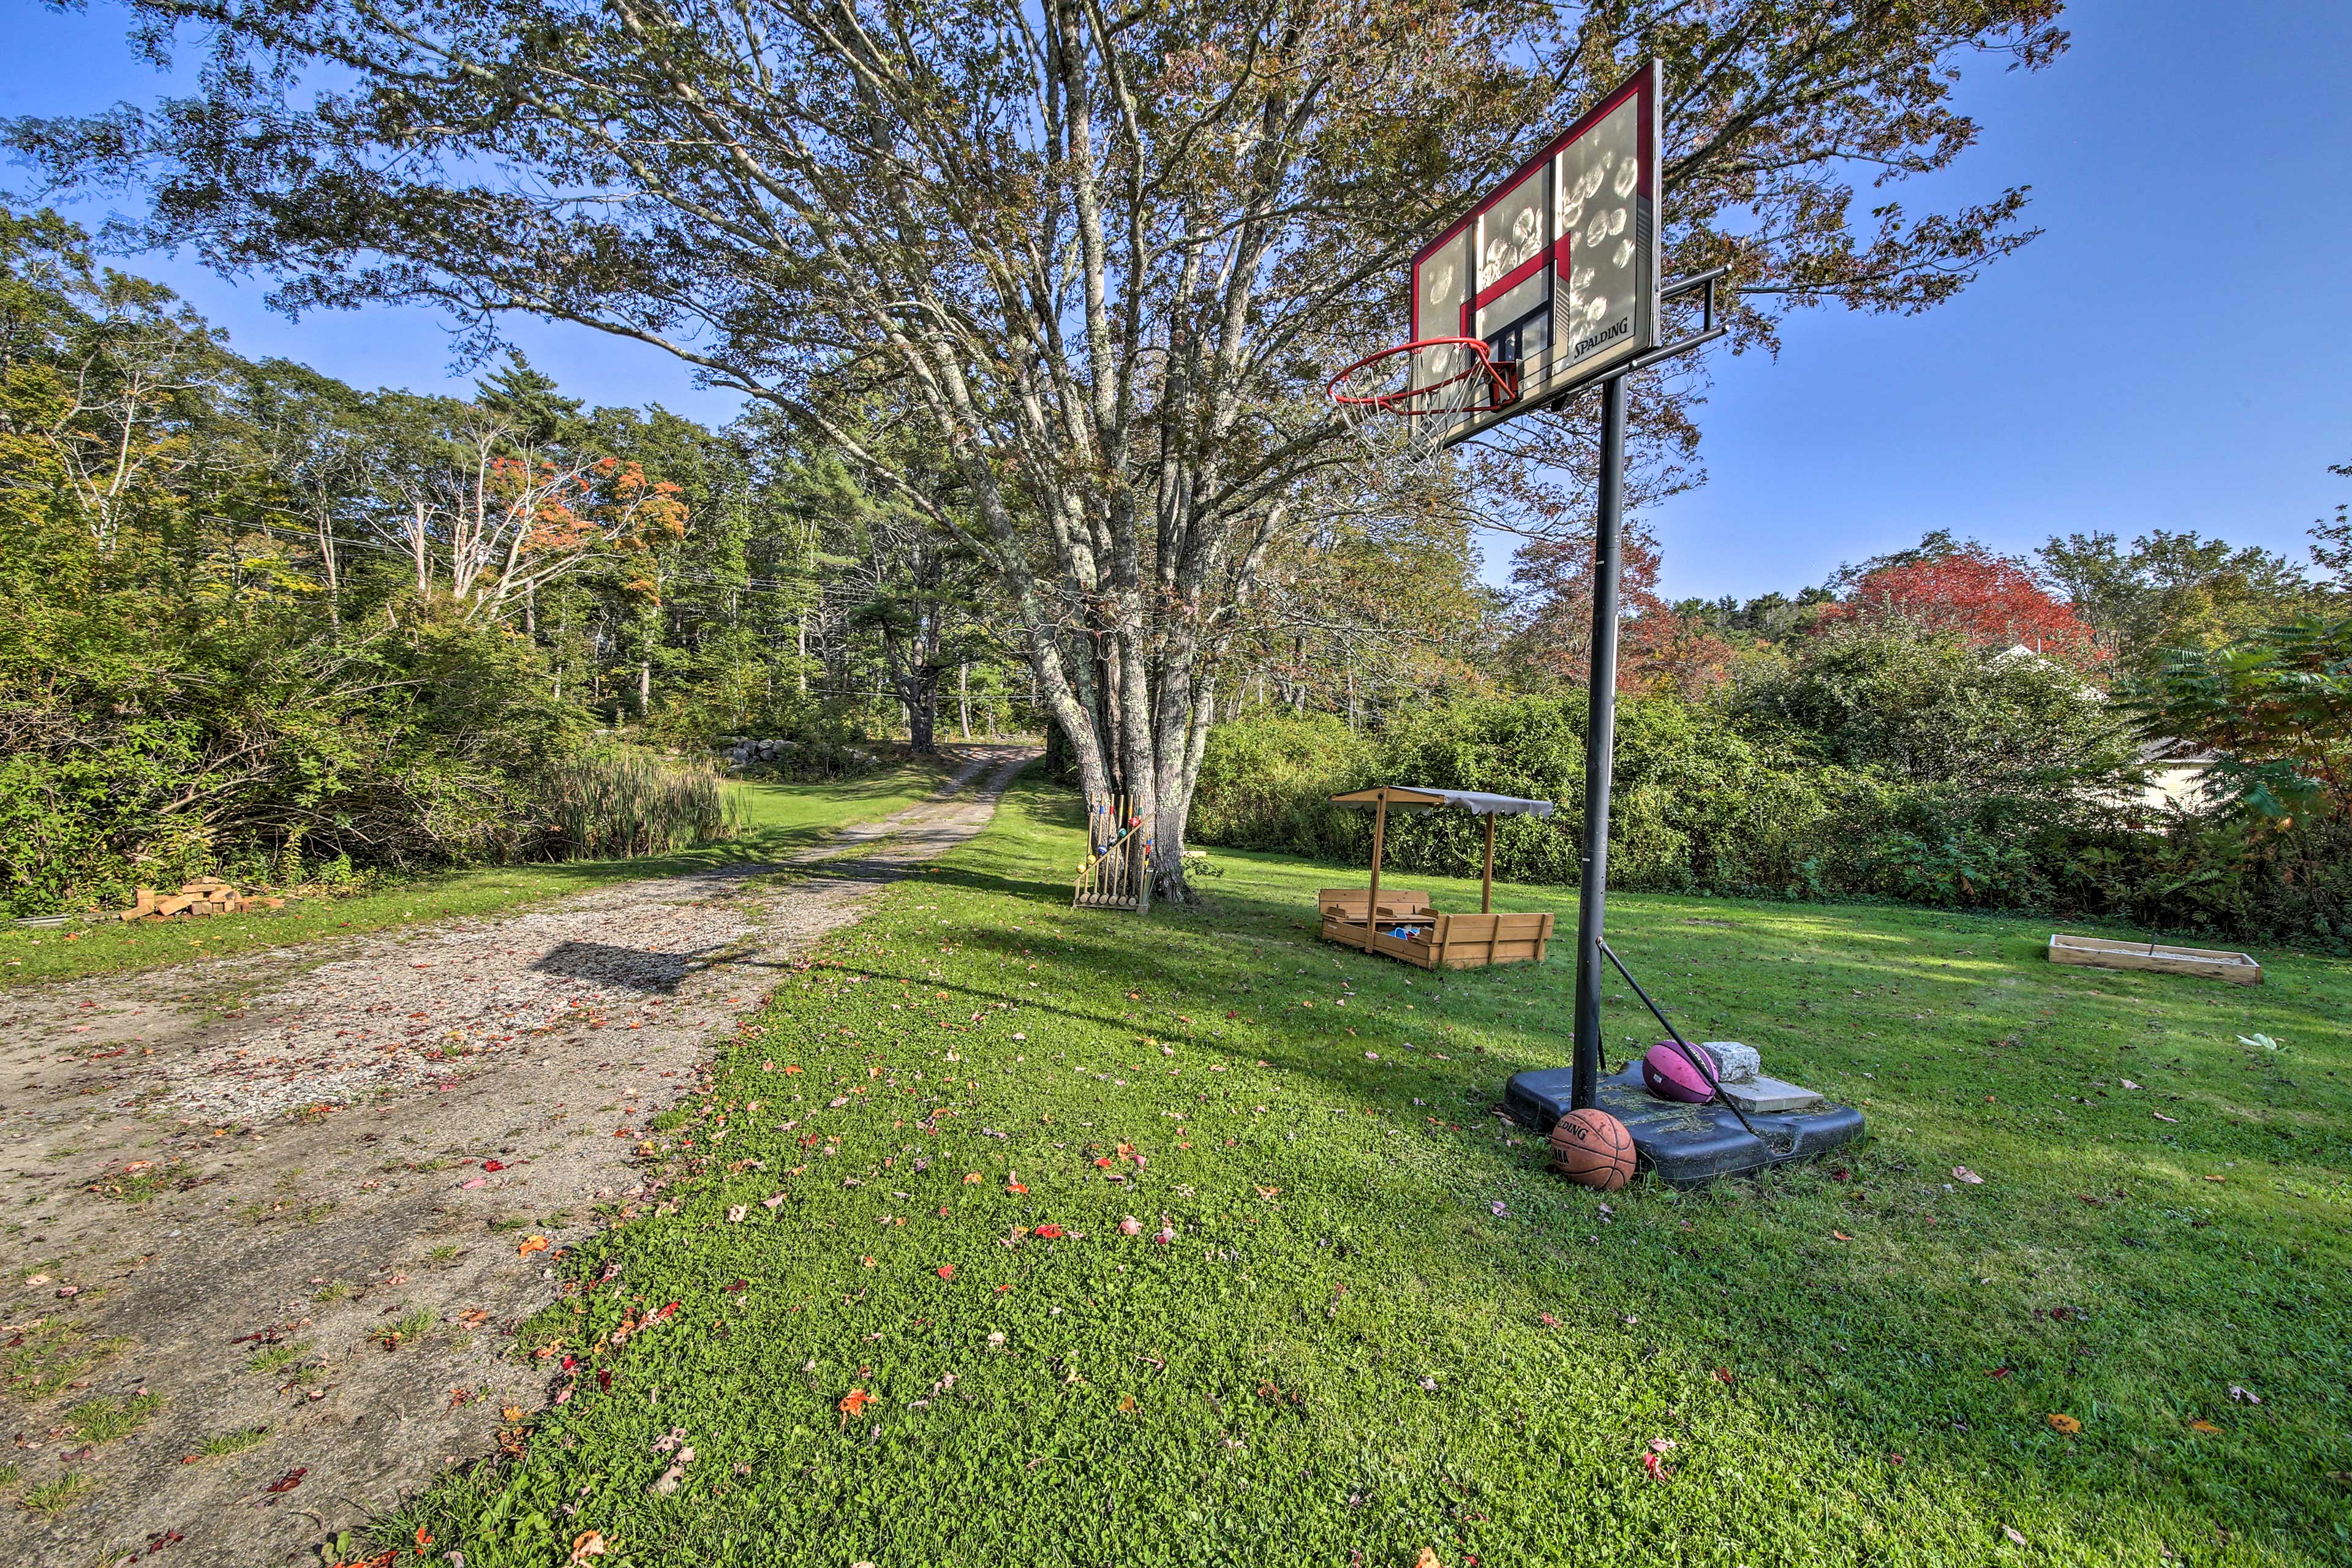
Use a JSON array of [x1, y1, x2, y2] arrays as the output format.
[[0, 211, 1052, 913], [17, 0, 2345, 933], [1195, 497, 2352, 948]]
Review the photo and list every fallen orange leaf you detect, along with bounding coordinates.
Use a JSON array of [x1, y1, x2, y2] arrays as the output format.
[[963, 1172, 982, 1184], [839, 1387, 874, 1416], [1831, 1230, 1853, 1242], [569, 1529, 609, 1563], [935, 1264, 956, 1279], [518, 1235, 551, 1256], [2047, 1412, 2082, 1434], [2188, 1419, 2222, 1433]]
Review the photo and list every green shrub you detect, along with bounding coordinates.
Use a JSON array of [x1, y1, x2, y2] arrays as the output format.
[[1186, 693, 2347, 949], [541, 743, 739, 859], [1193, 699, 1872, 899], [0, 594, 579, 914], [1727, 624, 2135, 786], [1185, 712, 1374, 857], [1372, 695, 1858, 895], [2043, 813, 2352, 947]]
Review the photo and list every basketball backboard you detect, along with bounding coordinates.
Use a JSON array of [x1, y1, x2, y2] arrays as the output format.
[[1407, 61, 1660, 447]]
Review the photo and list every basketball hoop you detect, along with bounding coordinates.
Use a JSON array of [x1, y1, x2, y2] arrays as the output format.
[[1324, 336, 1518, 468]]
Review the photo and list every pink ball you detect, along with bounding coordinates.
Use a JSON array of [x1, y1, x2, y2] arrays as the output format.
[[1641, 1041, 1720, 1103]]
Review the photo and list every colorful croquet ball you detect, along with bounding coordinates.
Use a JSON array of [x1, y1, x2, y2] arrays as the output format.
[[1640, 1041, 1720, 1103]]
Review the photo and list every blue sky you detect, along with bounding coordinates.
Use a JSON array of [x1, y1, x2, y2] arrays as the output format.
[[5, 0, 2347, 601], [1649, 0, 2352, 598]]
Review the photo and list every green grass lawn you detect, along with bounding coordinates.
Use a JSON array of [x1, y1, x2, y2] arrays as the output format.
[[0, 761, 961, 987], [395, 775, 2352, 1567]]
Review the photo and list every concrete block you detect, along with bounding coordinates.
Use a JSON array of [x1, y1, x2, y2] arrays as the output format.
[[1722, 1075, 1822, 1115], [1701, 1042, 1760, 1084]]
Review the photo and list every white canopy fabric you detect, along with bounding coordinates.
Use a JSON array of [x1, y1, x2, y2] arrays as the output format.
[[1330, 785, 1555, 818]]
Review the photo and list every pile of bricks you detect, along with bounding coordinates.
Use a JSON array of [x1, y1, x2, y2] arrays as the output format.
[[116, 878, 288, 922]]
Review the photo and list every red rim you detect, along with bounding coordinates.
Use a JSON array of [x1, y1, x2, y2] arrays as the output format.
[[1324, 337, 1518, 417]]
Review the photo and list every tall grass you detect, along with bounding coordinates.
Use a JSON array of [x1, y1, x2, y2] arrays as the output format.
[[543, 744, 742, 860]]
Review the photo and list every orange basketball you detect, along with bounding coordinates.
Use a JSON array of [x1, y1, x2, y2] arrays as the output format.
[[1548, 1109, 1636, 1191]]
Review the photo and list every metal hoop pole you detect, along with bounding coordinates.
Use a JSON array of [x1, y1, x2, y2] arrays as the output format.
[[1570, 372, 1628, 1110]]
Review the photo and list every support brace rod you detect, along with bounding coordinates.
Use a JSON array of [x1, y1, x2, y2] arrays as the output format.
[[1597, 938, 1765, 1142]]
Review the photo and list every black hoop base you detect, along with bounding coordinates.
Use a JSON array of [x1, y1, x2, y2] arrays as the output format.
[[1506, 1064, 1865, 1188]]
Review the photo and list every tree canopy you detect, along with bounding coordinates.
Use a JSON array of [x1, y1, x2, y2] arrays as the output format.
[[12, 0, 2071, 901], [2040, 528, 2316, 677]]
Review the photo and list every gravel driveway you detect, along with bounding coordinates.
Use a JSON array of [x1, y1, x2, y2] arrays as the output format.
[[0, 747, 1034, 1568]]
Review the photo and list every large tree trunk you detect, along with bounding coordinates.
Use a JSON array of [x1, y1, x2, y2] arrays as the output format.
[[1017, 584, 1237, 911], [881, 633, 941, 755], [907, 679, 936, 753]]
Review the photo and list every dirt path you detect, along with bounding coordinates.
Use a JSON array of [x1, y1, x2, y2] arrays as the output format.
[[0, 747, 1035, 1568]]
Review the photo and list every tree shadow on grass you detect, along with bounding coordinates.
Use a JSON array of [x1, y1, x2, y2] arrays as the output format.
[[447, 783, 2352, 1566], [532, 939, 718, 994]]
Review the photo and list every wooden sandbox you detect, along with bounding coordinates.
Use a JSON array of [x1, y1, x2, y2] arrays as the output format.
[[1317, 786, 1559, 971], [1317, 888, 1554, 970]]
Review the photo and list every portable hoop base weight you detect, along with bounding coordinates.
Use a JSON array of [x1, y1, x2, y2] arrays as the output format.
[[1506, 1064, 1865, 1188]]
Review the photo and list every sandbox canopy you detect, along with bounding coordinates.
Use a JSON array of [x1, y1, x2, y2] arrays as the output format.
[[1330, 785, 1556, 818]]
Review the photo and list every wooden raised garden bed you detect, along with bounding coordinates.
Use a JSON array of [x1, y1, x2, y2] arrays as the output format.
[[2048, 932, 2262, 985]]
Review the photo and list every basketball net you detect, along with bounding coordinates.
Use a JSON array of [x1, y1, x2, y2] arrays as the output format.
[[1325, 336, 1517, 472]]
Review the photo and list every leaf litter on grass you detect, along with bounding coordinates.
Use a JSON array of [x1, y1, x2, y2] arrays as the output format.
[[377, 777, 2352, 1567]]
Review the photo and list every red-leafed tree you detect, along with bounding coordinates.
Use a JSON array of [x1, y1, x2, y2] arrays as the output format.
[[1623, 609, 1740, 696], [1506, 522, 1667, 691], [1828, 534, 2104, 666], [1505, 522, 1735, 695]]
